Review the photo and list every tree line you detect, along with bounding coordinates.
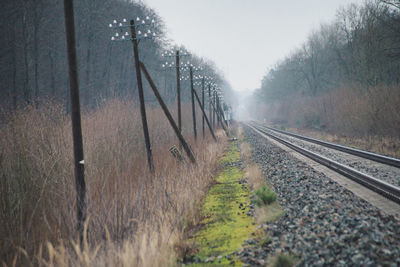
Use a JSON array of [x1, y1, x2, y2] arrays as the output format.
[[248, 0, 400, 137], [0, 0, 233, 114]]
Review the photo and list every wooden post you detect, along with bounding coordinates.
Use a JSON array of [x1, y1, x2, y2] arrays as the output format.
[[217, 100, 229, 130], [192, 85, 216, 141], [139, 61, 196, 163], [208, 84, 212, 128], [63, 0, 86, 244], [130, 19, 154, 172], [211, 101, 228, 134], [219, 101, 224, 124], [218, 102, 229, 133], [212, 89, 215, 126], [190, 67, 197, 140], [220, 102, 228, 126], [217, 95, 220, 127], [201, 78, 205, 138], [213, 90, 217, 127], [176, 51, 181, 134]]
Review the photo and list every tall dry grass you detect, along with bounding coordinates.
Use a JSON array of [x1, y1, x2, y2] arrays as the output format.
[[0, 99, 225, 266]]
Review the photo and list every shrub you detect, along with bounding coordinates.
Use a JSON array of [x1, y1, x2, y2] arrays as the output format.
[[254, 185, 277, 206]]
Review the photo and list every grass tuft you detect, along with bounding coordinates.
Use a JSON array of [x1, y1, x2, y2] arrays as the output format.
[[271, 253, 297, 267], [253, 185, 277, 206], [260, 234, 271, 246]]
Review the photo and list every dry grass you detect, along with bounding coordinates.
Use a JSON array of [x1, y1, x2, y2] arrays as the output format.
[[240, 134, 268, 190], [245, 164, 263, 190], [240, 142, 252, 161], [238, 128, 283, 225], [0, 99, 226, 266], [254, 202, 284, 225]]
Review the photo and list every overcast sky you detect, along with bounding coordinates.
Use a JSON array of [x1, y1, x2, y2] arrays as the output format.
[[143, 0, 365, 93]]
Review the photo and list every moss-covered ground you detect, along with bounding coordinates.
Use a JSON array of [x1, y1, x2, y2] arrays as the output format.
[[188, 141, 256, 266]]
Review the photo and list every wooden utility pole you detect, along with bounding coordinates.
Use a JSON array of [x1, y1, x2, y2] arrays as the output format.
[[213, 90, 216, 127], [130, 19, 154, 172], [176, 51, 182, 134], [201, 77, 205, 137], [63, 0, 86, 244], [217, 93, 220, 127], [139, 62, 196, 163], [191, 85, 216, 141], [211, 100, 228, 134], [208, 84, 212, 128], [219, 101, 226, 125], [190, 67, 197, 140], [217, 100, 229, 132]]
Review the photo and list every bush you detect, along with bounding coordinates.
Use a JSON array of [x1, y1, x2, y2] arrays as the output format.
[[254, 185, 277, 206]]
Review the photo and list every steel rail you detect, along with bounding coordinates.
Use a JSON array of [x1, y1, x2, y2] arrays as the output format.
[[247, 122, 400, 205], [251, 122, 400, 169]]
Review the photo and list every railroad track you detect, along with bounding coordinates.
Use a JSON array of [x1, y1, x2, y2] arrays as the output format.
[[246, 121, 400, 205]]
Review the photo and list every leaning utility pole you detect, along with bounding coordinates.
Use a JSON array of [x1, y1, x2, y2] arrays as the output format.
[[63, 0, 86, 244], [139, 61, 196, 163]]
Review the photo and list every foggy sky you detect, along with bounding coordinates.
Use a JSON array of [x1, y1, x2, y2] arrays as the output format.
[[143, 0, 365, 92]]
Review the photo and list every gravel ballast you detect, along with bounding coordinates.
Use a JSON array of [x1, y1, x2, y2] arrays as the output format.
[[240, 124, 400, 267], [259, 126, 400, 187]]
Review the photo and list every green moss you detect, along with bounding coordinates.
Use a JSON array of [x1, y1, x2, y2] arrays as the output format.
[[219, 141, 240, 165], [188, 142, 256, 266]]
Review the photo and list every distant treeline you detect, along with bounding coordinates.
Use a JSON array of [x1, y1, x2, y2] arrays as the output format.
[[249, 0, 400, 137], [0, 0, 232, 113]]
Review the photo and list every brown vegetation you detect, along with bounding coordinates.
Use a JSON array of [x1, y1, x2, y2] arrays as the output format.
[[259, 85, 400, 157], [247, 1, 400, 152], [0, 99, 225, 266]]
